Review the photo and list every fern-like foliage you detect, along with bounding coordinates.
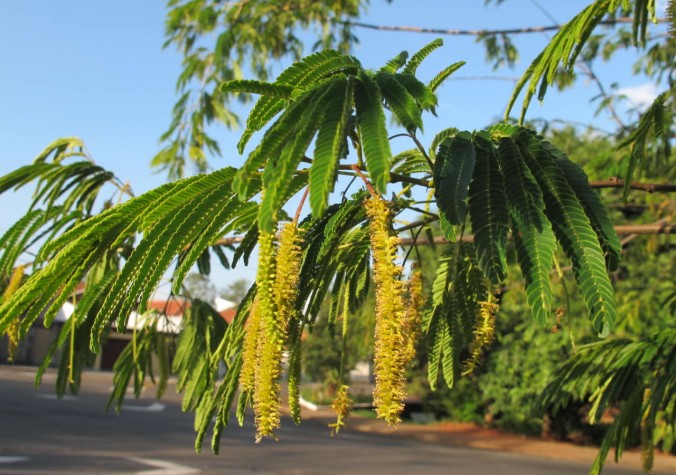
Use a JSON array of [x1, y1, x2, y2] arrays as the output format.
[[540, 329, 676, 475], [617, 90, 672, 199], [426, 244, 487, 389], [468, 132, 509, 285], [434, 131, 476, 235], [222, 42, 448, 230], [433, 125, 618, 332], [0, 138, 128, 277], [0, 39, 628, 452], [505, 0, 657, 122], [513, 128, 616, 335]]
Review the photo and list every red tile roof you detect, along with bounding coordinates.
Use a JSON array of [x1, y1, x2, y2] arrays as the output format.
[[146, 299, 237, 324], [147, 299, 190, 316]]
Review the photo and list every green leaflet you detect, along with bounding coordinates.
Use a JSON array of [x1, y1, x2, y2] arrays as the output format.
[[231, 222, 259, 268], [310, 77, 353, 217], [438, 214, 457, 242], [219, 79, 293, 98], [505, 0, 636, 121], [376, 72, 424, 133], [428, 61, 465, 92], [94, 182, 235, 348], [348, 251, 371, 312], [392, 149, 430, 175], [544, 142, 621, 272], [426, 247, 484, 390], [426, 299, 447, 391], [0, 163, 52, 194], [631, 0, 658, 47], [379, 50, 409, 73], [275, 49, 361, 89], [434, 131, 476, 228], [38, 178, 177, 256], [403, 38, 444, 75], [497, 137, 556, 326], [429, 128, 459, 160], [33, 136, 87, 163], [141, 168, 237, 231], [449, 247, 488, 386], [259, 148, 314, 233], [257, 84, 328, 231], [540, 330, 676, 475], [617, 91, 670, 199], [0, 208, 61, 276], [355, 70, 392, 193], [426, 255, 452, 390], [300, 195, 367, 322], [453, 247, 488, 342], [0, 160, 116, 219], [296, 204, 341, 298], [233, 86, 322, 201], [468, 133, 509, 285], [0, 213, 127, 338], [515, 130, 616, 335], [172, 198, 248, 294], [440, 316, 458, 389], [173, 301, 227, 412], [237, 96, 285, 153], [395, 74, 438, 114], [328, 272, 346, 332], [206, 354, 242, 454]]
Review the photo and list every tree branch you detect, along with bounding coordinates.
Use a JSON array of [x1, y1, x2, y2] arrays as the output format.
[[590, 179, 676, 193], [389, 172, 431, 187], [397, 223, 675, 246], [340, 17, 668, 37]]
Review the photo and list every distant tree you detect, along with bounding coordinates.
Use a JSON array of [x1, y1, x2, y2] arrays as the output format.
[[183, 272, 218, 302], [219, 278, 250, 305]]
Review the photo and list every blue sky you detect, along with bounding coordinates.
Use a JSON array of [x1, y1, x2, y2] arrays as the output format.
[[0, 1, 663, 290]]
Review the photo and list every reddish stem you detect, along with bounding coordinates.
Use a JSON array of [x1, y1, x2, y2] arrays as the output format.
[[294, 187, 310, 224], [350, 165, 378, 198]]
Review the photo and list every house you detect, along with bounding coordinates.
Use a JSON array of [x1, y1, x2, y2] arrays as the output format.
[[1, 291, 237, 370]]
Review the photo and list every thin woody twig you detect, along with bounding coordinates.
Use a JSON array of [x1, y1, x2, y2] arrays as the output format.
[[340, 17, 668, 37], [590, 179, 676, 193]]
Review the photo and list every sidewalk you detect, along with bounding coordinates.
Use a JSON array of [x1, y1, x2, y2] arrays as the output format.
[[297, 404, 676, 474]]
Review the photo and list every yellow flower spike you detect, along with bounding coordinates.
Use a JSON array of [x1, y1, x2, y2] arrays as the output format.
[[252, 221, 305, 441], [274, 222, 303, 332], [251, 229, 281, 441], [329, 385, 352, 436], [463, 299, 499, 376], [274, 221, 304, 424], [365, 195, 408, 426], [239, 299, 261, 394], [2, 265, 25, 362], [402, 269, 424, 368]]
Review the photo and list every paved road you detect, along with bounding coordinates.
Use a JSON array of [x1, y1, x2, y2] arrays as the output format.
[[0, 366, 656, 474]]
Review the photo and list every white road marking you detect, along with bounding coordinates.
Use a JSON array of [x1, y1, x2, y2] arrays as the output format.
[[129, 457, 199, 474], [35, 394, 78, 401], [0, 456, 29, 464], [123, 402, 166, 412]]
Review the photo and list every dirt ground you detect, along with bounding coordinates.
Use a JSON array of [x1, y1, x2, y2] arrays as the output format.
[[299, 405, 676, 474]]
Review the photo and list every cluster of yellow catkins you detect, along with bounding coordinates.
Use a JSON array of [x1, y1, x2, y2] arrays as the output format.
[[242, 192, 424, 436], [328, 384, 352, 435], [463, 299, 498, 375], [240, 222, 303, 441], [365, 195, 423, 426], [2, 265, 25, 362]]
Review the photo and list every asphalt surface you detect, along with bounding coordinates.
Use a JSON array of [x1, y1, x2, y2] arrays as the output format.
[[0, 366, 661, 474]]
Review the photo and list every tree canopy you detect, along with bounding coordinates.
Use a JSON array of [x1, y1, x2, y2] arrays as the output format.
[[0, 1, 674, 474]]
